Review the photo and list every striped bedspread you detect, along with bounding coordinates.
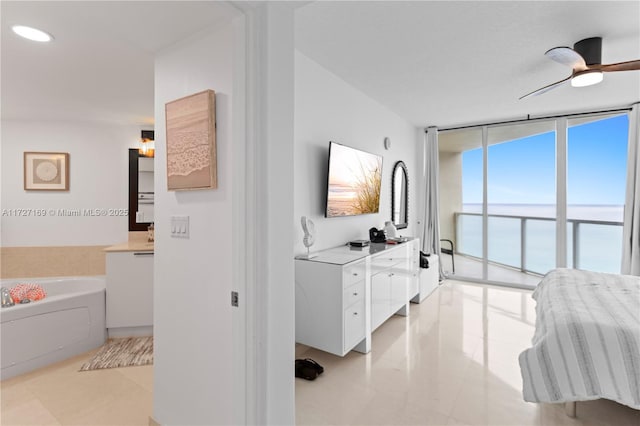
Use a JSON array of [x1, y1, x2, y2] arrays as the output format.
[[519, 268, 640, 409]]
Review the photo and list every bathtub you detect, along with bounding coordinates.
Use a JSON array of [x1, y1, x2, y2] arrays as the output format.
[[0, 276, 106, 380]]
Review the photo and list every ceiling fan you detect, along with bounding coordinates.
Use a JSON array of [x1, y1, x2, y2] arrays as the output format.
[[520, 37, 640, 99]]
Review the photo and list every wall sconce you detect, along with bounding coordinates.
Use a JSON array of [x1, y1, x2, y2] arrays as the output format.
[[139, 130, 155, 157]]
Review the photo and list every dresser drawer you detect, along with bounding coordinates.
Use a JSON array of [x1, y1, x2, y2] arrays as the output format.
[[371, 250, 410, 273], [372, 254, 399, 267], [344, 300, 366, 352], [343, 261, 366, 287], [343, 280, 365, 308]]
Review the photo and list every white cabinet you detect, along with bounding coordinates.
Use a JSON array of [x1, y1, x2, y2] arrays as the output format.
[[295, 258, 368, 356], [370, 271, 391, 332], [105, 251, 153, 336], [295, 239, 419, 356], [370, 240, 419, 331], [408, 239, 420, 298], [413, 254, 439, 303]]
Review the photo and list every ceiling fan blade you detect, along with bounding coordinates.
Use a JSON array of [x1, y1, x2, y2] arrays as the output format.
[[520, 75, 572, 100], [545, 47, 587, 70], [596, 59, 640, 72]]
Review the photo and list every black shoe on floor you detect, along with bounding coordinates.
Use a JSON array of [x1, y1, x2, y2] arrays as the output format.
[[302, 358, 323, 375], [295, 358, 324, 380]]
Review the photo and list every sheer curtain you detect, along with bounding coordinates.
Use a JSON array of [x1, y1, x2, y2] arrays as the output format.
[[622, 103, 640, 276], [420, 126, 442, 277]]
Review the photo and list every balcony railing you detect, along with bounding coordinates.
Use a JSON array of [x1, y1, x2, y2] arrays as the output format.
[[454, 212, 624, 275]]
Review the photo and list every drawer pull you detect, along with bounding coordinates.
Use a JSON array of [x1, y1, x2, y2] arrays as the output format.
[[353, 312, 358, 316], [353, 292, 358, 296], [133, 252, 154, 256], [352, 272, 358, 276]]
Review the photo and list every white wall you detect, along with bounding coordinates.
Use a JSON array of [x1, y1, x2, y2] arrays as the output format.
[[153, 20, 239, 426], [294, 52, 419, 254], [153, 6, 297, 424], [257, 6, 295, 424], [1, 121, 142, 246]]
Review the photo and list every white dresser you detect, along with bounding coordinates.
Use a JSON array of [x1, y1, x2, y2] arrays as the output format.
[[295, 239, 420, 356]]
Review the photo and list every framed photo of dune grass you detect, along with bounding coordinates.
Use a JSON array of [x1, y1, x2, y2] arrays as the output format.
[[165, 90, 217, 191], [325, 142, 383, 217], [24, 152, 69, 191]]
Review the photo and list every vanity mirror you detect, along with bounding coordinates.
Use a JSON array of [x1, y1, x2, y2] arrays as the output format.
[[391, 161, 408, 229], [128, 149, 154, 231]]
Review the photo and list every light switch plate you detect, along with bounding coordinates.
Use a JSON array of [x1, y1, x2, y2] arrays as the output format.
[[170, 216, 189, 238]]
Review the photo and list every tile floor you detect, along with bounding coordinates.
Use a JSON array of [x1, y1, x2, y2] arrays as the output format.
[[295, 280, 640, 425], [441, 254, 542, 288], [2, 280, 639, 425], [0, 350, 153, 425]]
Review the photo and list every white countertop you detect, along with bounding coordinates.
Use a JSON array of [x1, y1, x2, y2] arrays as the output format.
[[297, 239, 414, 265], [104, 241, 154, 253]]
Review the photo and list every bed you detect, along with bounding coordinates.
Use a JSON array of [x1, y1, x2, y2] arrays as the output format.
[[519, 268, 640, 416]]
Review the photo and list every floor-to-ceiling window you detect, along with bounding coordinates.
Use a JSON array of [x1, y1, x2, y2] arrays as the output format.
[[567, 114, 628, 273], [439, 111, 629, 288], [486, 122, 556, 285]]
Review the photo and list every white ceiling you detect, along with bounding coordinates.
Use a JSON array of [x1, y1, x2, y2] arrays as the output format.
[[296, 1, 640, 128], [1, 1, 239, 125], [2, 1, 639, 129]]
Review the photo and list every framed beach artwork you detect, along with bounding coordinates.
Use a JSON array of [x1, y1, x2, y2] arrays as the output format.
[[165, 90, 217, 190], [24, 152, 69, 191]]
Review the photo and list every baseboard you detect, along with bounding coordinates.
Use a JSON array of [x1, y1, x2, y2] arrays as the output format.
[[108, 326, 153, 338]]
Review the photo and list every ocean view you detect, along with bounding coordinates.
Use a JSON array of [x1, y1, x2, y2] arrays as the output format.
[[447, 103, 630, 280], [461, 203, 624, 221], [457, 204, 624, 275]]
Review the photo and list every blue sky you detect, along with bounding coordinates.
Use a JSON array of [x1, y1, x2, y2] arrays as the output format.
[[462, 114, 629, 205]]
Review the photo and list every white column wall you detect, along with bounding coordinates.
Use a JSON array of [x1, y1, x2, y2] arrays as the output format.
[[153, 5, 296, 424], [438, 150, 462, 242], [153, 20, 238, 425], [245, 4, 296, 424]]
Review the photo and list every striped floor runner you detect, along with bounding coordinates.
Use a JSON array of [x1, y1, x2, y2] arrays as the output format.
[[79, 336, 153, 371]]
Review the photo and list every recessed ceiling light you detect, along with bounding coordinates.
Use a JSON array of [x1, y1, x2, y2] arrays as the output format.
[[12, 25, 53, 42]]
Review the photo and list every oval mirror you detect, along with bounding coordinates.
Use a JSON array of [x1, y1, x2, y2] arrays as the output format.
[[391, 161, 408, 229]]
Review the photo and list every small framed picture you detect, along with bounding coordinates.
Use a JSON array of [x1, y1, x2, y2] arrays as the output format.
[[24, 152, 69, 191]]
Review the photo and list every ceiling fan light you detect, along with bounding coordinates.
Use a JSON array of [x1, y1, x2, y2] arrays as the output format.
[[571, 71, 603, 87]]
